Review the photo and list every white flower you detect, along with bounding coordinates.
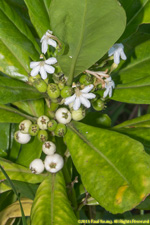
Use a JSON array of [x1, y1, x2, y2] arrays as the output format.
[[108, 43, 127, 65], [103, 77, 115, 98], [41, 30, 57, 54], [65, 84, 96, 111], [30, 57, 57, 80]]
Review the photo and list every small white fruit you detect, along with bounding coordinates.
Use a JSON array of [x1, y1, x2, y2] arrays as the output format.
[[44, 154, 64, 173], [37, 115, 50, 130], [19, 120, 32, 134], [42, 141, 56, 155], [14, 131, 31, 144], [55, 108, 71, 124], [29, 159, 44, 174], [71, 108, 85, 121]]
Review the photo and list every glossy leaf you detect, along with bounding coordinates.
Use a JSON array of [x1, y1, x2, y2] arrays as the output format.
[[31, 173, 78, 225], [0, 183, 11, 194], [119, 0, 150, 40], [0, 123, 10, 157], [65, 122, 150, 214], [0, 198, 32, 225], [0, 1, 40, 80], [17, 136, 43, 167], [0, 76, 43, 104], [0, 158, 46, 184], [50, 0, 126, 83], [111, 25, 150, 104], [0, 105, 26, 123], [24, 0, 50, 37]]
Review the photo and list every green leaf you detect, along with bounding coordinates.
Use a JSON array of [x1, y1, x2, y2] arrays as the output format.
[[65, 122, 150, 214], [0, 158, 46, 184], [119, 0, 150, 40], [0, 76, 43, 104], [50, 0, 126, 83], [111, 24, 150, 104], [0, 123, 10, 157], [0, 1, 40, 80], [24, 0, 50, 37], [31, 173, 78, 225], [13, 99, 45, 117], [17, 136, 43, 167]]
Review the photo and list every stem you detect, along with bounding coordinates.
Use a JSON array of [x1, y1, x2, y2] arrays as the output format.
[[85, 70, 106, 87]]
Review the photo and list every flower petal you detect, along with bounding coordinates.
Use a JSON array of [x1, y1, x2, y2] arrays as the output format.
[[73, 97, 81, 110], [82, 93, 96, 99], [108, 46, 115, 56], [120, 50, 127, 60], [40, 34, 46, 42], [30, 61, 40, 69], [103, 88, 109, 98], [64, 94, 76, 105], [109, 87, 113, 98], [80, 96, 91, 108], [44, 65, 55, 74], [47, 39, 57, 48], [40, 66, 47, 80], [41, 39, 48, 54], [31, 65, 40, 76], [45, 57, 57, 65], [113, 51, 120, 65], [81, 84, 94, 93]]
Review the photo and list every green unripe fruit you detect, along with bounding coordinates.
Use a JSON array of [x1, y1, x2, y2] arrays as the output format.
[[54, 124, 67, 137], [29, 124, 39, 136], [96, 114, 111, 127], [58, 82, 65, 90], [19, 120, 32, 134], [37, 130, 48, 142], [71, 108, 86, 121], [92, 99, 105, 111], [61, 86, 72, 98], [47, 83, 60, 99], [79, 74, 93, 85], [48, 120, 57, 131], [33, 79, 47, 93], [50, 102, 59, 111], [28, 75, 41, 83]]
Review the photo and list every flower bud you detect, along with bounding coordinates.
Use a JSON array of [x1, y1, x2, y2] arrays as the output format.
[[29, 159, 44, 174], [37, 115, 50, 130], [37, 130, 48, 142], [42, 141, 56, 155], [55, 108, 71, 124], [60, 86, 72, 98], [44, 154, 64, 173], [71, 108, 85, 121], [54, 123, 66, 137], [47, 83, 60, 99], [14, 131, 31, 144], [47, 120, 57, 131], [19, 120, 32, 134], [29, 124, 39, 136], [33, 79, 47, 93]]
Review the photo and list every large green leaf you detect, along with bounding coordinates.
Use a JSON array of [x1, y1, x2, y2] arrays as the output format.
[[24, 0, 50, 37], [65, 122, 150, 214], [0, 76, 43, 104], [0, 0, 40, 80], [0, 158, 46, 184], [50, 0, 126, 84], [111, 24, 150, 104], [17, 136, 43, 167], [31, 173, 78, 225], [119, 0, 150, 40]]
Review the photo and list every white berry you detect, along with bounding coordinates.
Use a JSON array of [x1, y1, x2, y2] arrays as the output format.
[[55, 108, 71, 124], [29, 159, 44, 174], [44, 154, 64, 173], [14, 131, 31, 144], [19, 120, 32, 134], [42, 141, 56, 155], [37, 115, 50, 130]]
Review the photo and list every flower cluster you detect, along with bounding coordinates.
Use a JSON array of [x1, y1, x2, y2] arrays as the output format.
[[30, 30, 58, 80]]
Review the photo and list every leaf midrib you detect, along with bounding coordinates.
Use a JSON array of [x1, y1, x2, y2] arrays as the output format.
[[69, 123, 129, 184], [68, 1, 87, 80]]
